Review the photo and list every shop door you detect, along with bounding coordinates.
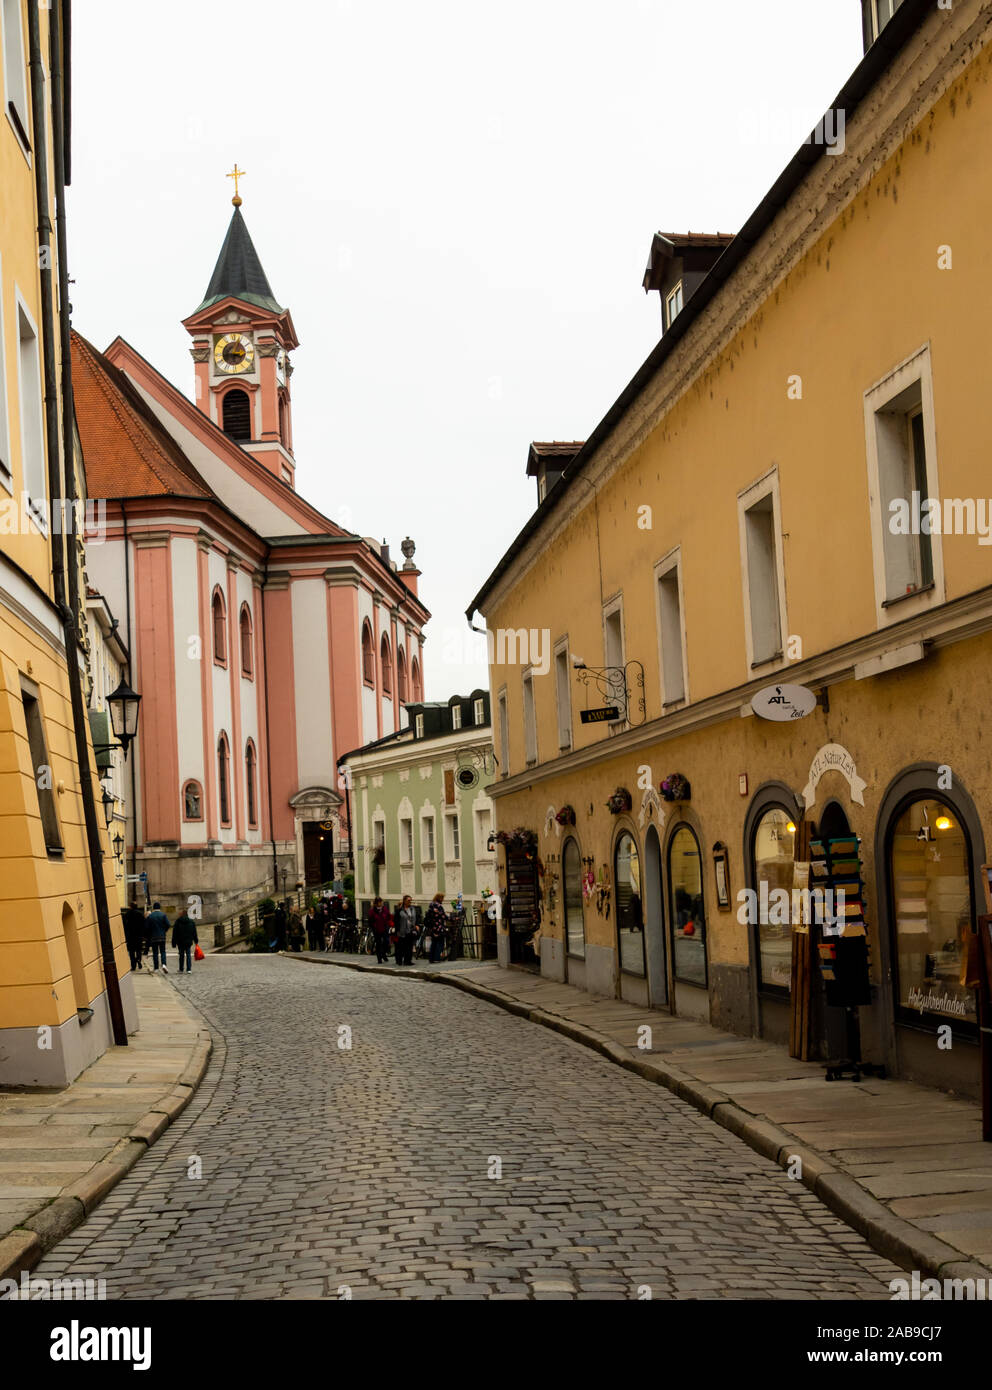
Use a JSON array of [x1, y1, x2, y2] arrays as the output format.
[[506, 851, 540, 966], [643, 824, 668, 1008]]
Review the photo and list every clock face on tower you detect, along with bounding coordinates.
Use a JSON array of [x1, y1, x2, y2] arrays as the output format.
[[214, 333, 255, 374]]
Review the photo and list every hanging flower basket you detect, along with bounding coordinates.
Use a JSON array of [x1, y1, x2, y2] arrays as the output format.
[[369, 845, 385, 865], [661, 773, 691, 802], [606, 787, 632, 815], [555, 805, 576, 827], [495, 827, 538, 853]]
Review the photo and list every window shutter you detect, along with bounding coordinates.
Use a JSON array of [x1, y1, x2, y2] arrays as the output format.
[[444, 770, 455, 805]]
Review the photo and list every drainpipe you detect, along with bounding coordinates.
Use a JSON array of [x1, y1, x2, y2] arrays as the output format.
[[34, 0, 127, 1045], [259, 550, 279, 891], [122, 501, 138, 890]]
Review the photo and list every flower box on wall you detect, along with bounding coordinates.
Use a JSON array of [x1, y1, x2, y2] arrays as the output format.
[[661, 774, 691, 802], [606, 787, 632, 815], [555, 805, 576, 827]]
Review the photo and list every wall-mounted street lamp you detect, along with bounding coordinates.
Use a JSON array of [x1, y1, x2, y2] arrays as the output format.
[[101, 785, 115, 829], [112, 831, 125, 860], [92, 677, 142, 761]]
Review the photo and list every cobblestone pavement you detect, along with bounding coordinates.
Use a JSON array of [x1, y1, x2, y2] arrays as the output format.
[[34, 955, 902, 1300]]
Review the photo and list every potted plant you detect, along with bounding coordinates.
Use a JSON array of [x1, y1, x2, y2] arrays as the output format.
[[661, 773, 691, 802], [369, 845, 385, 865], [606, 787, 632, 815], [555, 805, 576, 827], [495, 827, 538, 853]]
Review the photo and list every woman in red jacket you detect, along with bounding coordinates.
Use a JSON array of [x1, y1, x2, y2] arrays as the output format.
[[369, 896, 392, 964]]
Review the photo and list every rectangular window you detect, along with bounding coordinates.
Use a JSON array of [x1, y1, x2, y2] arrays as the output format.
[[423, 815, 435, 863], [656, 555, 686, 705], [2, 0, 30, 152], [498, 689, 509, 777], [740, 484, 784, 667], [666, 282, 683, 328], [452, 705, 462, 730], [865, 346, 943, 622], [400, 817, 413, 863], [415, 713, 424, 738], [522, 669, 537, 765], [602, 597, 625, 725], [475, 806, 491, 855], [554, 643, 572, 750], [871, 0, 902, 40], [21, 681, 62, 855], [17, 299, 46, 518], [473, 697, 485, 726], [446, 812, 460, 862]]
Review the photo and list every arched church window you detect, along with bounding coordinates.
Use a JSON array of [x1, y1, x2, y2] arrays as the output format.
[[381, 635, 392, 696], [245, 741, 257, 828], [222, 388, 252, 441], [182, 781, 203, 822], [411, 656, 423, 702], [362, 621, 375, 687], [278, 392, 288, 448], [397, 647, 408, 703], [218, 734, 231, 826], [212, 589, 227, 666], [240, 604, 253, 677]]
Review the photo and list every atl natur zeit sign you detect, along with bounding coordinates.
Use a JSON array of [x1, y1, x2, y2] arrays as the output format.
[[751, 684, 817, 721]]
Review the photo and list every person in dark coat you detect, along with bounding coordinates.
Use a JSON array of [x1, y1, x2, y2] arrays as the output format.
[[424, 893, 448, 964], [274, 905, 288, 952], [145, 903, 170, 973], [122, 904, 145, 973], [305, 905, 318, 952], [395, 895, 416, 966], [172, 910, 198, 973], [369, 896, 391, 964]]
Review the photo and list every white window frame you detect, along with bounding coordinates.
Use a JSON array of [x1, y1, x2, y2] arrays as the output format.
[[451, 704, 462, 730], [553, 636, 572, 751], [654, 546, 688, 707], [737, 469, 788, 674], [666, 281, 684, 328], [475, 804, 492, 859], [15, 290, 47, 531], [2, 0, 31, 161], [473, 697, 485, 726], [399, 816, 413, 865], [864, 343, 944, 628], [522, 667, 537, 766], [445, 809, 460, 863], [414, 713, 424, 738], [871, 0, 902, 41], [602, 593, 626, 726], [421, 811, 435, 865], [0, 252, 11, 494], [497, 687, 509, 778]]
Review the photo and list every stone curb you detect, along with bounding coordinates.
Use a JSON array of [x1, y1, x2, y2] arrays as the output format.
[[299, 953, 992, 1281], [0, 1012, 214, 1281]]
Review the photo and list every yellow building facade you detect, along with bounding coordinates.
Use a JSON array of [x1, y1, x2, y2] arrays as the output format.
[[471, 0, 992, 1099], [0, 0, 136, 1086]]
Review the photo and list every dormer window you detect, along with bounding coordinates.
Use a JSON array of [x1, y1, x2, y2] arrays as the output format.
[[666, 282, 684, 329], [452, 705, 462, 730], [415, 713, 425, 738], [474, 698, 485, 726], [864, 0, 903, 47]]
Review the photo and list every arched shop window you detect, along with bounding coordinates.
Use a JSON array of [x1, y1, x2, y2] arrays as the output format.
[[614, 831, 645, 976], [563, 837, 585, 960], [886, 795, 978, 1030], [668, 824, 707, 986], [751, 805, 797, 993]]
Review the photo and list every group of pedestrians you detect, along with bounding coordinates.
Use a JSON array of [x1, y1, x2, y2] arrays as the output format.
[[272, 893, 351, 952], [121, 901, 200, 974], [368, 892, 453, 965]]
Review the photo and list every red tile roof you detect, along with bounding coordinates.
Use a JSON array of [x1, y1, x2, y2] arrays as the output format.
[[72, 332, 214, 499]]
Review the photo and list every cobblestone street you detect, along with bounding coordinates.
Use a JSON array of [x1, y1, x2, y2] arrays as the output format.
[[35, 956, 902, 1300]]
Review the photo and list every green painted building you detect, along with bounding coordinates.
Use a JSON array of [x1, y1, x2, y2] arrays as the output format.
[[342, 690, 497, 918]]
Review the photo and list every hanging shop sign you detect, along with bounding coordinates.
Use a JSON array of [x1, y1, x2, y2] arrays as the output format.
[[802, 743, 867, 809], [580, 705, 621, 724], [751, 683, 817, 721]]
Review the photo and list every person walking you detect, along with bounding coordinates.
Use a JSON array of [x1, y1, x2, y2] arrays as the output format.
[[395, 895, 416, 966], [305, 904, 318, 952], [145, 902, 170, 973], [172, 908, 198, 973], [425, 893, 447, 964], [123, 903, 145, 973], [288, 908, 305, 952], [369, 896, 391, 964]]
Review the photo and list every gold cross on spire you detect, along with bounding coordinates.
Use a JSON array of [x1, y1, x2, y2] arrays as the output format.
[[227, 163, 246, 207]]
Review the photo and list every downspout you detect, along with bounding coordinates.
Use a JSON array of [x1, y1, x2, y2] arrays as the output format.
[[259, 549, 279, 891], [37, 0, 127, 1044], [122, 501, 137, 889]]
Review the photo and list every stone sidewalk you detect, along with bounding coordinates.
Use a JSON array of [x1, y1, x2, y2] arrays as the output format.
[[0, 972, 210, 1279], [295, 951, 992, 1282]]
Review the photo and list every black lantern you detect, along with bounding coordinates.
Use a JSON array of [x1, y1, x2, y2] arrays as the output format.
[[487, 832, 496, 853], [101, 785, 115, 829], [112, 831, 125, 860], [106, 677, 141, 758]]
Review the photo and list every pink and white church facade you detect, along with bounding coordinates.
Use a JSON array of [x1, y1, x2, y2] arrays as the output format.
[[76, 201, 428, 918]]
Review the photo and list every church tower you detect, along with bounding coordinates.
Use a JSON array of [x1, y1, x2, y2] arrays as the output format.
[[182, 172, 299, 486]]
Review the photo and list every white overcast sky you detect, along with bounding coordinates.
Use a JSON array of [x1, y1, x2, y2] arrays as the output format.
[[66, 1, 863, 700]]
